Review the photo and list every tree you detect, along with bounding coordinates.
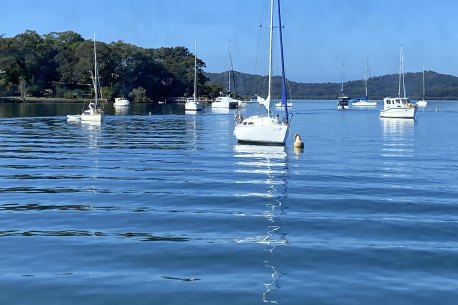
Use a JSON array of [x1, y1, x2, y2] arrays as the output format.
[[129, 86, 149, 103]]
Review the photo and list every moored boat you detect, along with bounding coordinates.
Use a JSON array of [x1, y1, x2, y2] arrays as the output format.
[[233, 0, 289, 145], [380, 46, 416, 119], [416, 67, 428, 107], [352, 97, 377, 107], [212, 95, 239, 109], [72, 33, 104, 123], [380, 97, 416, 119], [185, 40, 203, 112], [337, 95, 350, 110], [114, 97, 130, 106]]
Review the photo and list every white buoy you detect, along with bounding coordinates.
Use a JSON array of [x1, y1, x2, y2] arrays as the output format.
[[293, 133, 304, 149]]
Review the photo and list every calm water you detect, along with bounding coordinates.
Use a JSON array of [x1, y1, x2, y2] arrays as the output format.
[[1, 100, 457, 304]]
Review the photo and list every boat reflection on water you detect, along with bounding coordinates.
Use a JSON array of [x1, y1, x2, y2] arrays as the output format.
[[233, 144, 289, 304], [380, 117, 414, 137], [380, 118, 415, 179], [80, 120, 101, 151], [211, 107, 231, 115], [114, 105, 129, 115]]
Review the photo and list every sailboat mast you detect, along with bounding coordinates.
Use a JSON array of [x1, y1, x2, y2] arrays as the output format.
[[228, 45, 233, 93], [398, 45, 402, 97], [364, 58, 368, 97], [277, 0, 289, 123], [341, 62, 345, 95], [422, 66, 425, 99], [93, 33, 98, 105], [194, 39, 197, 100], [402, 47, 406, 98], [267, 0, 274, 115]]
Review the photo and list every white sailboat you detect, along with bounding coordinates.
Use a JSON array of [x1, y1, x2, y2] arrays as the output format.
[[67, 34, 104, 122], [380, 46, 417, 119], [352, 58, 377, 107], [81, 33, 104, 122], [213, 51, 242, 109], [185, 40, 203, 112], [416, 67, 428, 107], [233, 0, 289, 145]]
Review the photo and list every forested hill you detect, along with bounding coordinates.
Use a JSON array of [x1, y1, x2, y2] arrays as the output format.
[[3, 30, 458, 101], [0, 30, 221, 101], [206, 70, 458, 100]]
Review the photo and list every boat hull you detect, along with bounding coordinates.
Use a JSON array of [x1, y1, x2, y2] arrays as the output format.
[[81, 112, 103, 122], [114, 98, 130, 106], [234, 115, 289, 145], [185, 100, 203, 111], [379, 107, 416, 119], [416, 100, 427, 107], [212, 96, 239, 109], [352, 101, 377, 107], [66, 114, 81, 121]]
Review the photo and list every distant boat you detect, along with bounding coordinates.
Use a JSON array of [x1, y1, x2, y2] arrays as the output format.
[[380, 46, 417, 119], [352, 97, 377, 107], [337, 95, 350, 110], [233, 0, 289, 145], [213, 95, 239, 109], [67, 33, 104, 122], [185, 40, 203, 112], [275, 101, 292, 107], [337, 63, 349, 110], [352, 58, 377, 107], [212, 51, 242, 109], [416, 67, 428, 107], [114, 97, 130, 106]]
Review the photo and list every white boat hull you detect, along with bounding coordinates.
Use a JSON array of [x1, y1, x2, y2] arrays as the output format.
[[66, 114, 81, 121], [114, 97, 130, 106], [380, 107, 416, 119], [212, 96, 239, 109], [275, 102, 292, 107], [185, 100, 203, 111], [81, 113, 103, 122], [416, 100, 427, 107], [352, 101, 377, 107], [234, 115, 289, 144]]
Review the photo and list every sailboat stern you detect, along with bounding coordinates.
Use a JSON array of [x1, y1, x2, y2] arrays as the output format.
[[233, 115, 289, 145]]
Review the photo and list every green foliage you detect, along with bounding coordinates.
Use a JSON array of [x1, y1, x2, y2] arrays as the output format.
[[129, 86, 149, 103], [100, 86, 113, 100], [3, 30, 458, 100], [0, 30, 207, 100]]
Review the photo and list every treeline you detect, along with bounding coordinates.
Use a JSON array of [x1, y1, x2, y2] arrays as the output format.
[[206, 70, 458, 100], [3, 30, 458, 102], [0, 30, 224, 101]]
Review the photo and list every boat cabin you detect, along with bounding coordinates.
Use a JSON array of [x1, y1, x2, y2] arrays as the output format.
[[383, 97, 415, 110]]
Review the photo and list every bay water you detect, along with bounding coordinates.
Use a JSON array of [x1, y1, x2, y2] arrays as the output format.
[[1, 100, 457, 304]]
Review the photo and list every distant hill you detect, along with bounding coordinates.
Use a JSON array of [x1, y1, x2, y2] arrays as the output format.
[[205, 70, 458, 100]]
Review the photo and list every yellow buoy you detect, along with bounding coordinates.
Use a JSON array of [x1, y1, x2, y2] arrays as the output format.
[[293, 133, 304, 149]]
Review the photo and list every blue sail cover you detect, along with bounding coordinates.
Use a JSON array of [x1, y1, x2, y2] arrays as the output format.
[[277, 0, 289, 123]]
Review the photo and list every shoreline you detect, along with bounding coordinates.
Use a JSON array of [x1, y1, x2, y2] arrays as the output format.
[[0, 96, 156, 104], [0, 96, 88, 103]]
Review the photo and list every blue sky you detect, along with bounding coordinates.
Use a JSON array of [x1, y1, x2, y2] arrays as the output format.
[[2, 0, 458, 83]]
